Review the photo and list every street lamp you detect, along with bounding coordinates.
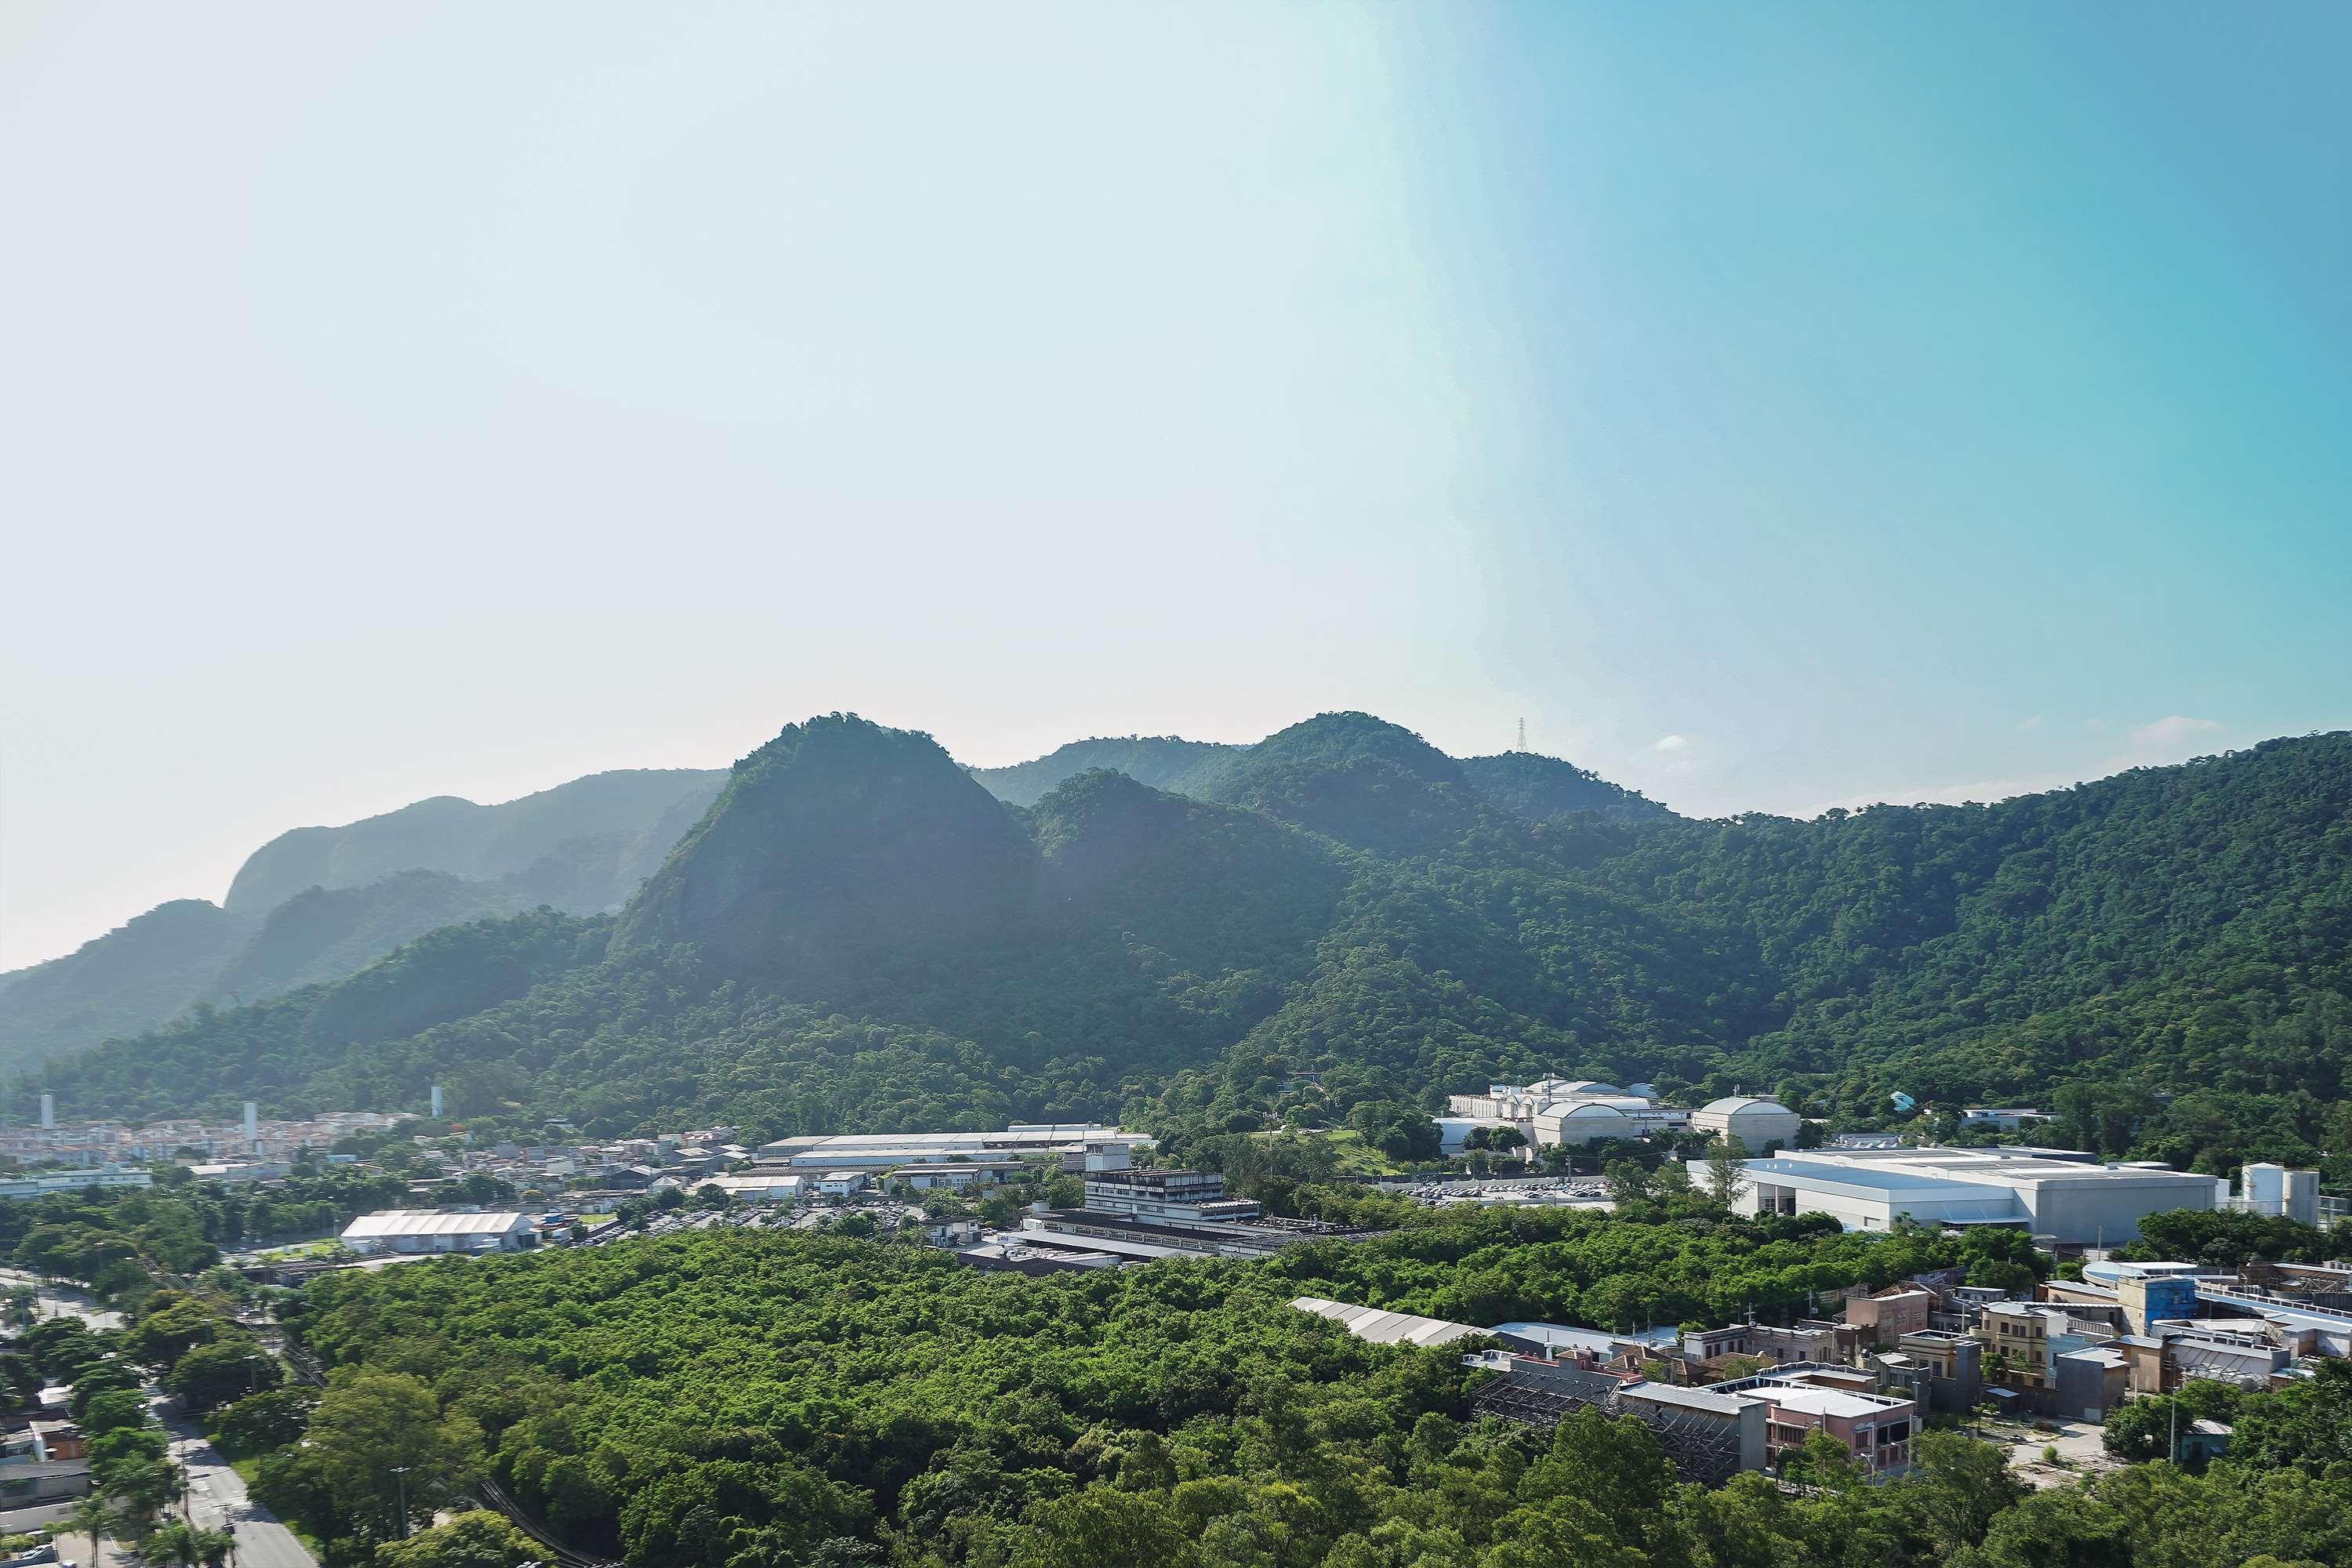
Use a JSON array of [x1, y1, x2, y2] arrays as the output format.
[[390, 1465, 410, 1540]]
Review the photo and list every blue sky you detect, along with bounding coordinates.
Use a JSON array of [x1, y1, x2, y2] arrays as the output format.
[[3, 2, 2347, 968]]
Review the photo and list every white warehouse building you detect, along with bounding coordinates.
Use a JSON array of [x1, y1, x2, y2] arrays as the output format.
[[340, 1210, 537, 1255], [1689, 1097, 1802, 1151], [1701, 1148, 2216, 1244]]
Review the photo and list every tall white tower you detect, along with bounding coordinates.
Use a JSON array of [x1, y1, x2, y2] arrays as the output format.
[[244, 1101, 260, 1146], [38, 1094, 53, 1131], [430, 1083, 445, 1119]]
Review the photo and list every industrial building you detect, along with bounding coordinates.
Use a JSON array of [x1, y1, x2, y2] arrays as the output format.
[[1293, 1298, 1521, 1351], [339, 1210, 537, 1255], [758, 1124, 1149, 1167], [1704, 1145, 2216, 1243], [691, 1173, 806, 1202], [1688, 1097, 1802, 1150], [1443, 1080, 1690, 1148], [2232, 1162, 2322, 1225], [995, 1142, 1383, 1265]]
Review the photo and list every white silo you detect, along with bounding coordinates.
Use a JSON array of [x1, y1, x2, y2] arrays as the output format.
[[2285, 1168, 2321, 1226], [2241, 1162, 2287, 1217]]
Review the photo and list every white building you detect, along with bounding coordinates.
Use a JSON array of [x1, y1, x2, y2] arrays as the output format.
[[759, 1124, 1149, 1168], [2234, 1163, 2321, 1225], [1703, 1147, 2216, 1244], [1690, 1097, 1802, 1151], [1293, 1297, 1493, 1349], [1960, 1108, 2052, 1132], [692, 1174, 806, 1203], [1532, 1102, 1637, 1147], [1444, 1080, 1687, 1149], [0, 1167, 152, 1199], [340, 1210, 536, 1255]]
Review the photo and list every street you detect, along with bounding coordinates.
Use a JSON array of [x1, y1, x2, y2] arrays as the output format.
[[2, 1268, 317, 1568], [164, 1415, 317, 1568]]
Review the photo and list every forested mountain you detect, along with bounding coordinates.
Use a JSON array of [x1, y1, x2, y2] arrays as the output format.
[[224, 768, 724, 912], [966, 729, 1671, 826], [0, 768, 725, 1073], [1456, 751, 1674, 823], [18, 714, 2352, 1177], [966, 735, 1236, 806], [0, 901, 260, 1073]]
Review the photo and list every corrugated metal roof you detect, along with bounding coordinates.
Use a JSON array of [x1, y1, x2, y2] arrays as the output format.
[[342, 1210, 530, 1239], [1293, 1297, 1487, 1348]]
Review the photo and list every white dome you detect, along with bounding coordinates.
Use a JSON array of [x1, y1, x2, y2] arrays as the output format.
[[1552, 1103, 1631, 1123], [1699, 1096, 1784, 1116]]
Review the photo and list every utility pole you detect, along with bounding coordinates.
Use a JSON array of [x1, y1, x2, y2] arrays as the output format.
[[391, 1465, 410, 1540]]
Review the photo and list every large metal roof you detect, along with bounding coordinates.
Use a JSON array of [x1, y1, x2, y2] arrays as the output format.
[[341, 1210, 529, 1239], [1293, 1297, 1488, 1348]]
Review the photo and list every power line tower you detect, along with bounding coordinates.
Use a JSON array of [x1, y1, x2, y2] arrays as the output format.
[[1516, 717, 1526, 752]]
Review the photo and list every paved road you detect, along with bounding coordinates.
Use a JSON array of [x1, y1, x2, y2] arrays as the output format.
[[0, 1266, 316, 1568], [165, 1414, 317, 1568], [0, 1267, 124, 1331]]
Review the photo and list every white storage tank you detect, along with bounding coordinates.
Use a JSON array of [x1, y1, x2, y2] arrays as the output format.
[[1690, 1096, 1802, 1152]]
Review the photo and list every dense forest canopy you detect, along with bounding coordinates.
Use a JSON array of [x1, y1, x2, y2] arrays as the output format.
[[13, 714, 2352, 1182], [217, 1216, 2350, 1568]]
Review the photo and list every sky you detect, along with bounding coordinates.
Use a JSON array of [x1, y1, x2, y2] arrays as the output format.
[[3, 2, 2349, 971]]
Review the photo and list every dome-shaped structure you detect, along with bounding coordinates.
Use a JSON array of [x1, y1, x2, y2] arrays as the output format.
[[1690, 1095, 1801, 1151], [1534, 1101, 1633, 1147]]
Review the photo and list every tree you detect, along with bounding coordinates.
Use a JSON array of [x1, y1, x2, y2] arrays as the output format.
[[1704, 1136, 1751, 1210], [373, 1508, 539, 1568], [1904, 1430, 2024, 1555], [139, 1519, 234, 1567], [1017, 1483, 1199, 1568], [285, 1369, 485, 1543], [165, 1338, 280, 1414], [93, 1454, 182, 1535], [213, 1385, 319, 1454], [67, 1494, 116, 1568]]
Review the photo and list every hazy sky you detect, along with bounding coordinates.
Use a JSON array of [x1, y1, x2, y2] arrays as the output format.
[[5, 3, 2350, 971]]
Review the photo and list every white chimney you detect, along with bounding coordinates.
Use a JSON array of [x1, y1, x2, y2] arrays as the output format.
[[430, 1083, 445, 1118], [243, 1101, 260, 1142], [39, 1094, 53, 1131]]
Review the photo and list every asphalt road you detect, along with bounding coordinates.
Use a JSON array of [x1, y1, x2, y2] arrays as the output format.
[[0, 1267, 316, 1568], [164, 1415, 318, 1568]]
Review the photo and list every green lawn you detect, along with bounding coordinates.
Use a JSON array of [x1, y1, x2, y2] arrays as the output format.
[[1254, 1127, 1409, 1178]]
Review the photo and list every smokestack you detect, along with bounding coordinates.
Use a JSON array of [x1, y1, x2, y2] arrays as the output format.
[[430, 1083, 445, 1119], [39, 1094, 53, 1131], [244, 1101, 260, 1144]]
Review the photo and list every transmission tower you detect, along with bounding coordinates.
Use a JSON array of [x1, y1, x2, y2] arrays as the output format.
[[1516, 717, 1526, 752]]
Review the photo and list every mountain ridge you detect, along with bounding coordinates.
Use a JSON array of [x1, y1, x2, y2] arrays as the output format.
[[22, 717, 2349, 1183]]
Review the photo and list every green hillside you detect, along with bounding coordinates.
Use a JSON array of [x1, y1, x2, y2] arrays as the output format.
[[0, 768, 726, 1073], [224, 768, 725, 913], [22, 716, 2352, 1176], [966, 735, 1236, 806]]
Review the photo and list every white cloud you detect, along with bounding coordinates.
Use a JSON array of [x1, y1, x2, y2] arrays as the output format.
[[1795, 713, 2231, 818], [1653, 734, 1687, 753], [2122, 715, 2223, 761], [2016, 714, 2045, 734]]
